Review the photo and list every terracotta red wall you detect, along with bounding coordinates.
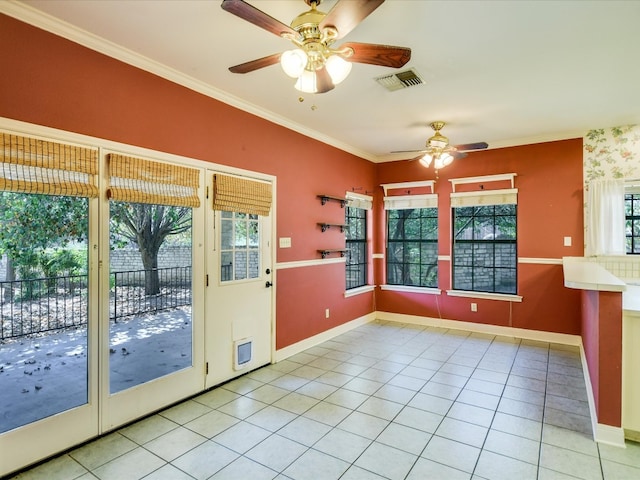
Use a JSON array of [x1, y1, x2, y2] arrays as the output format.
[[581, 290, 623, 427], [0, 14, 376, 350], [375, 139, 585, 335], [582, 290, 600, 413]]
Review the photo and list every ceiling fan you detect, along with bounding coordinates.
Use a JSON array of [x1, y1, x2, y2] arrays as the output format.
[[394, 121, 489, 169], [221, 0, 411, 94]]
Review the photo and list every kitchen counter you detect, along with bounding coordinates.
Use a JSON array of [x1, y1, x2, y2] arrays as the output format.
[[562, 257, 627, 292]]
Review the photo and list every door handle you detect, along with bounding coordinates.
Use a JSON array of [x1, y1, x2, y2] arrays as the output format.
[[265, 281, 273, 288]]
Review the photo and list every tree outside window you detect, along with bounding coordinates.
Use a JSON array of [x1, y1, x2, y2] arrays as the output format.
[[346, 206, 367, 289], [386, 208, 438, 287], [625, 193, 640, 254]]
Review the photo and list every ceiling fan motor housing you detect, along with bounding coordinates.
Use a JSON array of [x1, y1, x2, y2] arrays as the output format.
[[428, 121, 449, 148], [290, 5, 339, 71]]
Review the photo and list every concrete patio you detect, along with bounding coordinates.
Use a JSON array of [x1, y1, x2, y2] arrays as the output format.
[[0, 308, 192, 434]]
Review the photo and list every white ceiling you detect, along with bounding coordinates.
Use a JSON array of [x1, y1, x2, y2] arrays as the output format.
[[5, 0, 640, 162]]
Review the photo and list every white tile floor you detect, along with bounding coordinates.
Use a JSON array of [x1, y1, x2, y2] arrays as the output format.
[[11, 321, 640, 479]]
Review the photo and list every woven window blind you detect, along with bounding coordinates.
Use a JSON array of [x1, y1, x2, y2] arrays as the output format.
[[0, 132, 98, 197], [107, 154, 200, 207], [212, 173, 272, 216]]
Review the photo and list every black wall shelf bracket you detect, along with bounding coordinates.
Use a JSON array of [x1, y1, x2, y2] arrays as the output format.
[[318, 223, 348, 233], [317, 195, 347, 208], [318, 249, 347, 259]]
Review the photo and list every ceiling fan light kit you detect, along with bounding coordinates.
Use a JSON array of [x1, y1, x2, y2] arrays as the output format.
[[280, 49, 308, 77], [221, 0, 411, 94], [393, 121, 489, 171]]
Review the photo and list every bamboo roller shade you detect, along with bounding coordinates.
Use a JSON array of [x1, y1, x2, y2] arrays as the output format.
[[212, 173, 272, 216], [0, 132, 98, 197], [107, 154, 200, 208]]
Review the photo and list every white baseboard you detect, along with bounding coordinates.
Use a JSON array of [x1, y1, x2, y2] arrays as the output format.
[[273, 312, 376, 362], [579, 342, 627, 448], [595, 423, 626, 448], [376, 311, 582, 345]]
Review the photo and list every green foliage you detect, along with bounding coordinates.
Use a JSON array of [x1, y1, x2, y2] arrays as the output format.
[[0, 192, 88, 278], [110, 202, 191, 252], [110, 202, 192, 295], [386, 208, 439, 287]]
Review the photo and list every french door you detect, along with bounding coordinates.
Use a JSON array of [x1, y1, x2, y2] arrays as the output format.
[[0, 134, 274, 477], [100, 195, 206, 430], [0, 192, 100, 475]]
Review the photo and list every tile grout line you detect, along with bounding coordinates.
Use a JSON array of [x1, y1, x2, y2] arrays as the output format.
[[535, 340, 550, 480], [467, 334, 516, 479]]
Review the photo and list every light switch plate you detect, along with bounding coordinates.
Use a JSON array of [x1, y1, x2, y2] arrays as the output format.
[[564, 236, 572, 247]]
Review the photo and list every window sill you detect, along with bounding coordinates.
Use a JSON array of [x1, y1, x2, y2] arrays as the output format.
[[446, 290, 523, 302], [379, 285, 442, 295], [344, 285, 375, 297]]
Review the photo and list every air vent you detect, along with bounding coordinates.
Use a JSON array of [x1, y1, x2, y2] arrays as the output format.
[[375, 68, 424, 91]]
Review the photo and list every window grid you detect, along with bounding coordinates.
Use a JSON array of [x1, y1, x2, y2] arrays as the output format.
[[220, 211, 260, 282], [345, 206, 367, 290], [452, 204, 517, 294], [386, 208, 438, 288], [626, 193, 640, 254]]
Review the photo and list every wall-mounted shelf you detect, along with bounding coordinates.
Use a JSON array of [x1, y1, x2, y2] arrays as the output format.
[[318, 223, 348, 233], [318, 249, 347, 259], [449, 173, 517, 192], [317, 194, 347, 207]]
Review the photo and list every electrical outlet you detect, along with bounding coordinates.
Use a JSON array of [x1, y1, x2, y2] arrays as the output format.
[[471, 303, 477, 312], [325, 308, 330, 319]]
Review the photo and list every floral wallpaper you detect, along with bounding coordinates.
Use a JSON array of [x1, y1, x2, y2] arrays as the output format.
[[583, 124, 640, 255], [584, 124, 640, 184]]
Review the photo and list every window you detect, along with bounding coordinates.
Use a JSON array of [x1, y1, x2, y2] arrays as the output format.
[[625, 193, 640, 254], [345, 205, 367, 289], [452, 204, 517, 294], [386, 208, 438, 287], [220, 211, 260, 281]]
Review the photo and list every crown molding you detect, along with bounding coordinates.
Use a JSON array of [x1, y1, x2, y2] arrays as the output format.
[[0, 1, 375, 163]]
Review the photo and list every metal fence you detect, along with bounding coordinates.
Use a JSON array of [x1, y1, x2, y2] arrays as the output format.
[[111, 266, 192, 322], [0, 267, 192, 340], [0, 274, 88, 339]]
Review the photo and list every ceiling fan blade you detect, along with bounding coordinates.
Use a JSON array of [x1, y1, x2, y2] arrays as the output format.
[[452, 151, 468, 160], [340, 42, 411, 68], [453, 142, 489, 151], [320, 0, 385, 39], [229, 53, 282, 74], [390, 149, 425, 154], [221, 0, 297, 38], [315, 67, 335, 93]]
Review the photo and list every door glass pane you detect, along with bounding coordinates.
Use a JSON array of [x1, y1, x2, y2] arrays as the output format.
[[248, 219, 259, 247], [249, 250, 259, 278], [0, 193, 89, 433], [109, 202, 192, 394], [234, 251, 247, 280], [221, 218, 233, 250], [220, 212, 260, 282]]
